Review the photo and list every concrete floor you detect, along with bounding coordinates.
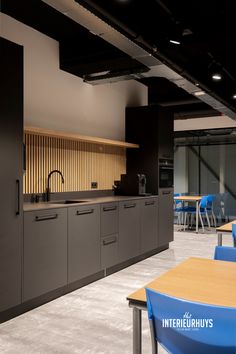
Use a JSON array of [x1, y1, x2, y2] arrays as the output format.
[[0, 227, 232, 354]]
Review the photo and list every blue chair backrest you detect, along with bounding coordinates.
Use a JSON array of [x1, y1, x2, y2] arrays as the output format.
[[146, 288, 236, 354], [174, 193, 182, 206], [232, 224, 236, 244], [207, 194, 216, 203], [207, 194, 215, 207], [214, 246, 236, 262], [200, 195, 208, 209]]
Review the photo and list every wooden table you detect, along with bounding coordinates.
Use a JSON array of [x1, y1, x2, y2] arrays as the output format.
[[174, 196, 202, 233], [127, 257, 236, 354], [216, 219, 236, 245]]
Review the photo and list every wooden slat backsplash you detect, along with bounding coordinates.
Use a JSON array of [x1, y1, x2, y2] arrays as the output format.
[[24, 132, 126, 194]]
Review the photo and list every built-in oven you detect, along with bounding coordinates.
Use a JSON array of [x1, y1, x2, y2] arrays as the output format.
[[159, 158, 174, 188]]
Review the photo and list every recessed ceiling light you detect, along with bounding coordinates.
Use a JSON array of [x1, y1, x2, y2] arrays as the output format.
[[169, 39, 181, 45], [233, 94, 236, 99], [194, 90, 205, 96], [212, 73, 222, 81], [195, 83, 200, 86]]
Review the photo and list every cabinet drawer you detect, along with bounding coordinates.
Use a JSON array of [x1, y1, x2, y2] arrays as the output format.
[[101, 234, 118, 269], [101, 203, 118, 236], [23, 208, 67, 301]]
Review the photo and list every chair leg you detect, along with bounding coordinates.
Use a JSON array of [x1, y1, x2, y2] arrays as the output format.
[[205, 211, 210, 228], [199, 212, 204, 232], [149, 319, 158, 354], [212, 211, 216, 227], [183, 212, 187, 230], [190, 213, 193, 228]]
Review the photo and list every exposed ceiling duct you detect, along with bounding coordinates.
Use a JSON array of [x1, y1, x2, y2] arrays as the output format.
[[83, 67, 149, 84], [175, 134, 236, 147], [175, 128, 236, 146], [42, 0, 236, 120]]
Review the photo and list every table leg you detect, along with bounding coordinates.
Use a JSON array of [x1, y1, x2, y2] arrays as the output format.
[[196, 200, 199, 233], [217, 232, 223, 246], [133, 307, 142, 354]]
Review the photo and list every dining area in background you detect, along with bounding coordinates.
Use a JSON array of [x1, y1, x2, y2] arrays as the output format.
[[174, 194, 216, 233]]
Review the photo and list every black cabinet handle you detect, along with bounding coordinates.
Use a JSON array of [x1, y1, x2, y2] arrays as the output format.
[[16, 179, 20, 216], [35, 214, 58, 221], [103, 206, 117, 212], [76, 209, 94, 215], [162, 191, 171, 195], [124, 203, 136, 209], [145, 201, 155, 206], [103, 236, 117, 246]]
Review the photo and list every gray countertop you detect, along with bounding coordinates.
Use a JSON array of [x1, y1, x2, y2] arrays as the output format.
[[24, 195, 158, 212]]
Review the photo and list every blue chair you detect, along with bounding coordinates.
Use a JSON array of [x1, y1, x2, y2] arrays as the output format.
[[207, 194, 216, 227], [145, 288, 236, 354], [186, 195, 210, 232], [232, 224, 236, 247], [174, 193, 194, 229], [214, 246, 236, 262], [174, 193, 184, 225]]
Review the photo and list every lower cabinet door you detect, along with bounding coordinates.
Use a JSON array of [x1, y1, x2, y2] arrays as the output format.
[[101, 234, 118, 269], [158, 189, 174, 246], [68, 204, 101, 283], [140, 198, 158, 254], [118, 200, 141, 263], [23, 208, 67, 301]]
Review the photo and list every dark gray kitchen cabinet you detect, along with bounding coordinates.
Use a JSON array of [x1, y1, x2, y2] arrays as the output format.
[[140, 198, 158, 254], [100, 203, 119, 268], [158, 189, 174, 247], [118, 200, 140, 263], [101, 235, 119, 269], [0, 38, 23, 312], [68, 204, 101, 283], [101, 203, 119, 236], [23, 208, 67, 301], [126, 106, 173, 195], [157, 110, 173, 159]]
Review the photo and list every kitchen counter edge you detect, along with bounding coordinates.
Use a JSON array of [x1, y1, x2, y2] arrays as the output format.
[[24, 195, 158, 212]]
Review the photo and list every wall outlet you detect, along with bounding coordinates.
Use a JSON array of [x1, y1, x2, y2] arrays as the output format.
[[91, 181, 98, 189]]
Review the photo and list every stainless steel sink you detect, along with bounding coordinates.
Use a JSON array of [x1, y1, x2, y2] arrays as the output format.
[[51, 200, 88, 204]]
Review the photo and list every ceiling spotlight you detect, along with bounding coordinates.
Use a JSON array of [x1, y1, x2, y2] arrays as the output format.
[[194, 90, 205, 97], [233, 94, 236, 99], [182, 28, 193, 36], [212, 73, 222, 81], [169, 39, 181, 45]]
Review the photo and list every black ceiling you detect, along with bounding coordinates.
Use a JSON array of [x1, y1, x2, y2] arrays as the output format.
[[1, 0, 148, 77], [1, 0, 233, 117], [76, 0, 236, 111]]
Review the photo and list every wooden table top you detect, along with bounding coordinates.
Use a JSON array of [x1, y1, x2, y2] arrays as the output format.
[[127, 257, 236, 308], [216, 220, 236, 232], [174, 196, 202, 201]]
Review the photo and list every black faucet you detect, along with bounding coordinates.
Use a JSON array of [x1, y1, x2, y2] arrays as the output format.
[[46, 169, 64, 202]]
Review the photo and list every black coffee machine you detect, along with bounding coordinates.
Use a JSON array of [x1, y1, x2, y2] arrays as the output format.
[[113, 173, 148, 196]]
